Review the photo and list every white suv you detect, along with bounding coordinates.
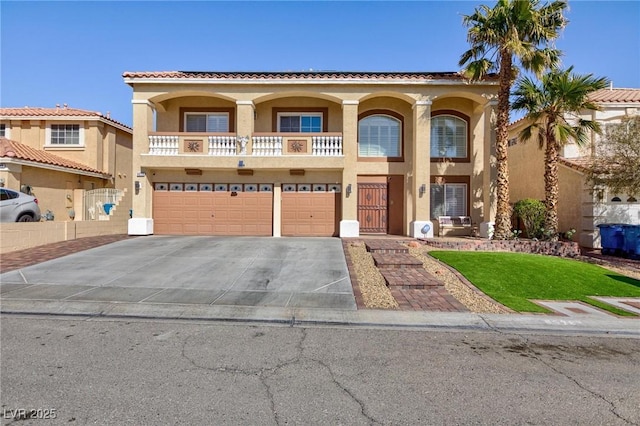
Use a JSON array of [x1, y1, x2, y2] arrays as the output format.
[[0, 188, 42, 222]]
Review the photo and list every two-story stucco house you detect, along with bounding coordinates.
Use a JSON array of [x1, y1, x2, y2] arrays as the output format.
[[509, 87, 640, 248], [123, 71, 499, 238], [0, 106, 133, 221]]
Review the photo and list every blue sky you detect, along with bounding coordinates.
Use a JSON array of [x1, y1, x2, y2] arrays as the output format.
[[1, 1, 639, 128]]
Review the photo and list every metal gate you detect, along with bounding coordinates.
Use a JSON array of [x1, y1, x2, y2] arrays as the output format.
[[83, 188, 123, 220], [358, 183, 387, 233]]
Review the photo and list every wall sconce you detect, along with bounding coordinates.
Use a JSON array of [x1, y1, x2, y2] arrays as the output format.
[[135, 181, 141, 191], [419, 184, 426, 196], [0, 178, 4, 187], [346, 184, 352, 196], [238, 160, 245, 168]]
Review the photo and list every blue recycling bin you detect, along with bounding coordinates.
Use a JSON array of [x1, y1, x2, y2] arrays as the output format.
[[597, 224, 625, 255], [621, 225, 640, 259]]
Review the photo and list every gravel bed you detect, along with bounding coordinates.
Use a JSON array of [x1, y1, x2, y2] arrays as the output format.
[[347, 242, 399, 309], [406, 243, 511, 314]]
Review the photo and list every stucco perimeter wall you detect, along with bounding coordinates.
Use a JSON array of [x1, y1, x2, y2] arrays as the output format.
[[1, 219, 127, 254], [0, 194, 130, 254]]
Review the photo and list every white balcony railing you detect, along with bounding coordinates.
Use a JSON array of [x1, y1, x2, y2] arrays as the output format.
[[312, 135, 342, 156], [149, 135, 179, 155], [252, 136, 283, 156], [148, 134, 343, 157], [208, 135, 237, 156]]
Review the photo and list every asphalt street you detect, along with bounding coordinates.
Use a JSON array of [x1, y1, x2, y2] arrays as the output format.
[[1, 315, 639, 425]]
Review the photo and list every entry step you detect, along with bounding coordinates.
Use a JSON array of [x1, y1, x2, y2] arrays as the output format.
[[381, 268, 443, 289], [372, 253, 423, 269], [365, 241, 409, 254]]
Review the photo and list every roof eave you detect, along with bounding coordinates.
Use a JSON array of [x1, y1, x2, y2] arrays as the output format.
[[0, 158, 111, 179]]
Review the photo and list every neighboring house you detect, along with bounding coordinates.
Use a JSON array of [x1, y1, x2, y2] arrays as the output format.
[[0, 106, 133, 221], [508, 87, 640, 248], [123, 71, 499, 238]]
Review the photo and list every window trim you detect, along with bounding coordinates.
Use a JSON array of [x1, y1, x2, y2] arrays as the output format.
[[357, 109, 404, 162], [276, 112, 323, 133], [429, 175, 471, 218], [271, 107, 328, 133], [179, 107, 235, 133], [430, 110, 470, 163], [45, 123, 84, 147]]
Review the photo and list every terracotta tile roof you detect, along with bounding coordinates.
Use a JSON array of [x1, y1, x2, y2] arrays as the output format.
[[559, 156, 592, 173], [589, 88, 640, 103], [0, 106, 131, 131], [122, 70, 499, 82], [0, 138, 109, 176]]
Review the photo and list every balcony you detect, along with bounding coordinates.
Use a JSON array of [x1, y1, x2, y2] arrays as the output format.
[[147, 133, 343, 157]]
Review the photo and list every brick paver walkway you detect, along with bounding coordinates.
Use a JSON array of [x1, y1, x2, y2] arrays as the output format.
[[0, 234, 136, 273], [339, 238, 470, 312], [392, 288, 469, 311]]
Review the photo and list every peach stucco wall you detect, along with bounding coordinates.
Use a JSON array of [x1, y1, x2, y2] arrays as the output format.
[[129, 80, 498, 236]]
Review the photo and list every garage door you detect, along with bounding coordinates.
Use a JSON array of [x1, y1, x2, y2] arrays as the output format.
[[153, 183, 273, 236], [281, 183, 341, 237]]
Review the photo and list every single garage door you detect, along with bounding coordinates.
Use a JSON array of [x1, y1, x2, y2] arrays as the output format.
[[281, 183, 340, 237], [153, 183, 273, 236]]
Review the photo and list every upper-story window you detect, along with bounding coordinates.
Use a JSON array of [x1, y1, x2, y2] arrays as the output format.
[[0, 124, 6, 137], [358, 112, 403, 159], [277, 113, 322, 133], [185, 112, 229, 132], [50, 124, 81, 145], [430, 112, 469, 161]]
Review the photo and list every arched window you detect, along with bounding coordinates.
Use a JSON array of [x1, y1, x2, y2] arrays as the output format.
[[358, 114, 402, 158], [430, 113, 468, 160]]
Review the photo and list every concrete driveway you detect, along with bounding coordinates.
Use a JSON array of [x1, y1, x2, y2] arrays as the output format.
[[0, 236, 356, 310]]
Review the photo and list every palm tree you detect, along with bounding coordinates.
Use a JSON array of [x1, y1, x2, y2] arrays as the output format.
[[512, 67, 609, 241], [459, 0, 567, 239]]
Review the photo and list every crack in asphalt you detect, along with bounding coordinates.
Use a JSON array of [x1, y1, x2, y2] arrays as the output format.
[[179, 327, 377, 425], [513, 333, 636, 425], [180, 328, 311, 426], [473, 317, 635, 425], [312, 358, 379, 425]]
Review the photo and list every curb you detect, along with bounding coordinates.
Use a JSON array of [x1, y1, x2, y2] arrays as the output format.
[[2, 299, 639, 337]]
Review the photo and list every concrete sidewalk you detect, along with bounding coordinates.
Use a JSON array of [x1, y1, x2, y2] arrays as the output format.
[[2, 299, 639, 337]]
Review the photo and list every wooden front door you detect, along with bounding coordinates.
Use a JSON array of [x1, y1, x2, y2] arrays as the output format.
[[358, 183, 388, 233]]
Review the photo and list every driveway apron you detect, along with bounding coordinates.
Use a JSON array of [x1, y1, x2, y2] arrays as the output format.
[[0, 236, 356, 310]]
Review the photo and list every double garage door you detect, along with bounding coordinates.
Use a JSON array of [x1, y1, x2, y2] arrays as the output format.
[[153, 183, 339, 237]]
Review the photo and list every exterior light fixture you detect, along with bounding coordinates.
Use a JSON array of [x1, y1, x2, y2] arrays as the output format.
[[346, 184, 352, 196], [419, 184, 426, 196]]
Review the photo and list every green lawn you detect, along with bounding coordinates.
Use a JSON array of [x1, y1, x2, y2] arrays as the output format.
[[429, 251, 640, 315]]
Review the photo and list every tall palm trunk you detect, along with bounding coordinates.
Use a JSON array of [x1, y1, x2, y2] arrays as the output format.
[[544, 126, 560, 241], [493, 50, 514, 240]]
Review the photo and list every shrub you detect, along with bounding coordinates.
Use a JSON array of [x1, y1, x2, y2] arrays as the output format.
[[513, 199, 545, 239]]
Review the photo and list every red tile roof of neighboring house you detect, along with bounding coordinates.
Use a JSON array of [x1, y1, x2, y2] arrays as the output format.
[[559, 156, 592, 173], [122, 70, 499, 82], [0, 106, 131, 131], [0, 138, 109, 176], [589, 88, 640, 103]]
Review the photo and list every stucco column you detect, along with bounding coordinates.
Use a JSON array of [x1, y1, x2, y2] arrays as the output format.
[[409, 99, 433, 238], [128, 99, 155, 235], [340, 100, 359, 237], [236, 101, 255, 154], [273, 183, 282, 238], [480, 97, 498, 238]]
